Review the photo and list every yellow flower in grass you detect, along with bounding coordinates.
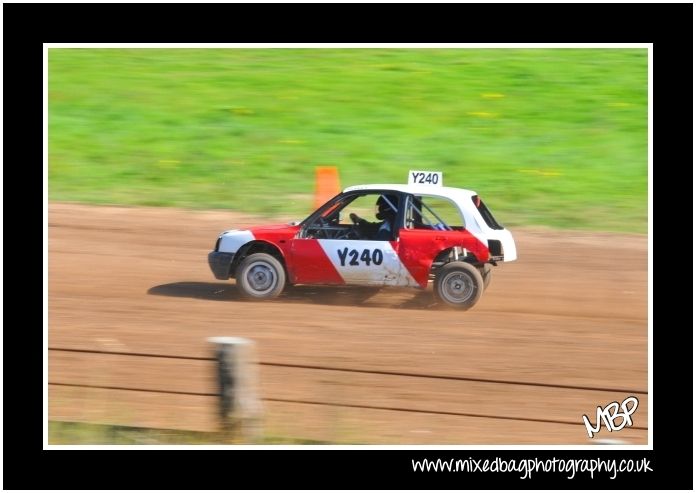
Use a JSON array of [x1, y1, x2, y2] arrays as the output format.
[[467, 111, 497, 118]]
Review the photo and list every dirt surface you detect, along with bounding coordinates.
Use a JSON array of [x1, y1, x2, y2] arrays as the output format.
[[48, 202, 649, 444]]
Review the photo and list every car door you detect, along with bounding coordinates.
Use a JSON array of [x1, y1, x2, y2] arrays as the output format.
[[290, 192, 410, 286]]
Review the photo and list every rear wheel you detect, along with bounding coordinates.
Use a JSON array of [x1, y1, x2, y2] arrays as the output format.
[[479, 263, 492, 290], [434, 261, 483, 310], [236, 253, 286, 300]]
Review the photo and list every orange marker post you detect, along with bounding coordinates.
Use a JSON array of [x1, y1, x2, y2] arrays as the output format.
[[313, 166, 341, 209]]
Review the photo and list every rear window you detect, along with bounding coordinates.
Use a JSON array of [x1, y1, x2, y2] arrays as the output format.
[[472, 195, 504, 230]]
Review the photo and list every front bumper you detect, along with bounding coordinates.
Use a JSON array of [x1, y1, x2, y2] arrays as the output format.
[[208, 251, 235, 280]]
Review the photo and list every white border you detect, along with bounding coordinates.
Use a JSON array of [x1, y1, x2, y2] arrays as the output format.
[[43, 41, 49, 448], [647, 42, 653, 452], [45, 42, 651, 49], [11, 0, 695, 2], [43, 43, 652, 451], [12, 0, 695, 3], [0, 0, 4, 464]]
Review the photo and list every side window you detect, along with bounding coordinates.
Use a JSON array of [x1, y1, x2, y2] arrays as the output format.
[[300, 194, 356, 239], [405, 195, 465, 230], [342, 192, 399, 241], [301, 192, 400, 240], [339, 194, 379, 225]]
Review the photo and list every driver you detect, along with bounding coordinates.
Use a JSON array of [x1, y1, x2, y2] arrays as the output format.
[[350, 194, 398, 240]]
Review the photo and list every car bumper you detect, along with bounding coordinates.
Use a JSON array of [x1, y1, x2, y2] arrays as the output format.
[[208, 251, 235, 280], [486, 229, 517, 262]]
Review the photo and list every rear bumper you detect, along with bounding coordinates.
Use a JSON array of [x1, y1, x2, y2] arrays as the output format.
[[208, 251, 235, 280]]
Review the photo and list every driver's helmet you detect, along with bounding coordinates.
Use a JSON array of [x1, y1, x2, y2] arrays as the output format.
[[375, 194, 398, 221]]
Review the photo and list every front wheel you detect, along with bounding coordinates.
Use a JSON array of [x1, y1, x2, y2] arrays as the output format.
[[433, 262, 484, 310], [236, 253, 286, 300]]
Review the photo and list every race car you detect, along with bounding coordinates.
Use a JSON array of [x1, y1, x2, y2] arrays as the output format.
[[208, 172, 516, 310]]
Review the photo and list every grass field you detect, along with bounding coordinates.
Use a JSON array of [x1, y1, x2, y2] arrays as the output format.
[[48, 421, 327, 445], [48, 49, 647, 232]]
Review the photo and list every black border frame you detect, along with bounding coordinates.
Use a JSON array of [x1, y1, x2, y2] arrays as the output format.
[[6, 2, 692, 490]]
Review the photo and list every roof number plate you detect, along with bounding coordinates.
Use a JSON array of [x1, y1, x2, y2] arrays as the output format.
[[408, 170, 443, 186]]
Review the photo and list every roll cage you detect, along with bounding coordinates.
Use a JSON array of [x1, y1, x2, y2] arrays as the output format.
[[298, 189, 473, 240]]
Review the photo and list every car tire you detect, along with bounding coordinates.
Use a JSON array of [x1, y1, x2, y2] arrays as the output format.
[[479, 263, 492, 291], [433, 261, 484, 310], [236, 253, 286, 300]]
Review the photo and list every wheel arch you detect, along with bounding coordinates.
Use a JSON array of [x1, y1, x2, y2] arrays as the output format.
[[430, 246, 482, 273], [231, 240, 287, 278], [430, 247, 493, 290]]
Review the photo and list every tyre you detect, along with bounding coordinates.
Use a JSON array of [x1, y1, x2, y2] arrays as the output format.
[[479, 263, 492, 291], [235, 253, 286, 300], [433, 261, 484, 310]]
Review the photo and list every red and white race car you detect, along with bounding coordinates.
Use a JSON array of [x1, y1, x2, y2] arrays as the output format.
[[208, 172, 516, 310]]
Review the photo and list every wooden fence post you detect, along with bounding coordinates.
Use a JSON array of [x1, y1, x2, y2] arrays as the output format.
[[207, 337, 262, 442]]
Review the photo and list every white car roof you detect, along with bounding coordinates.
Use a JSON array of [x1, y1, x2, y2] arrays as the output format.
[[343, 183, 478, 201]]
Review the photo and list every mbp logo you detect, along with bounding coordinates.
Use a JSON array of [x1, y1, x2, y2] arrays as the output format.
[[582, 396, 639, 438]]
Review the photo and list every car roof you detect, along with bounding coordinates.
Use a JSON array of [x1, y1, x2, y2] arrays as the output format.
[[343, 183, 478, 201]]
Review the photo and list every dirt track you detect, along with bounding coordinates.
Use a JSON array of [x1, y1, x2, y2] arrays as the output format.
[[48, 203, 649, 444]]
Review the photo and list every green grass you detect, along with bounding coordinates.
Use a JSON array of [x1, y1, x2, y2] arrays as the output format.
[[49, 49, 647, 232], [48, 421, 330, 445]]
